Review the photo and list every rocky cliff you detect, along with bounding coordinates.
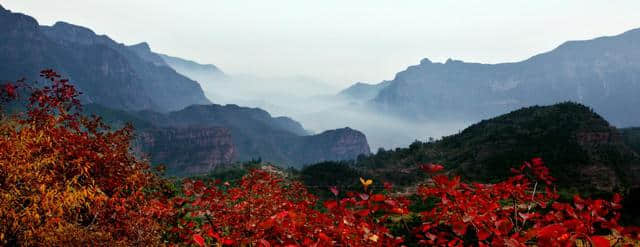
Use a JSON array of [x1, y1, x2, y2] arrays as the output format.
[[136, 127, 235, 175], [297, 128, 371, 164]]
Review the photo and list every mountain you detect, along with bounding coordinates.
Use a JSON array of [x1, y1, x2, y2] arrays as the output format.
[[0, 5, 210, 112], [345, 28, 640, 127], [338, 81, 391, 102], [160, 53, 225, 80], [83, 102, 370, 174], [303, 102, 640, 195], [134, 104, 369, 169]]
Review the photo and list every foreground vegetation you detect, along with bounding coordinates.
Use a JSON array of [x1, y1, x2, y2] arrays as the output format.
[[1, 71, 639, 246]]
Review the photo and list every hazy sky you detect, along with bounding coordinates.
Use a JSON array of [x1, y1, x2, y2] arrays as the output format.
[[3, 1, 640, 88]]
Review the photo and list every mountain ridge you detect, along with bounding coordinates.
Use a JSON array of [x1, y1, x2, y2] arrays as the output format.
[[0, 5, 210, 112], [303, 102, 640, 195], [343, 27, 640, 127]]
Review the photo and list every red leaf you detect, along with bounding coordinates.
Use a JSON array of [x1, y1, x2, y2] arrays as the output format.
[[420, 163, 444, 173], [258, 239, 271, 247], [329, 186, 339, 196], [612, 193, 622, 204], [222, 238, 235, 245], [318, 232, 331, 242], [590, 236, 610, 247], [477, 229, 490, 241], [495, 219, 513, 236], [531, 157, 543, 166], [324, 200, 338, 210], [371, 194, 386, 202], [193, 234, 205, 247], [357, 209, 370, 217], [452, 222, 467, 236]]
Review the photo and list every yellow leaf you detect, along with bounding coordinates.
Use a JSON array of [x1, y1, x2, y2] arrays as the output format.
[[359, 177, 373, 187], [369, 234, 379, 242]]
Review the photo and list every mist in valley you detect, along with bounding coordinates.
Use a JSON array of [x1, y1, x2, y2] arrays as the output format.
[[172, 65, 469, 151]]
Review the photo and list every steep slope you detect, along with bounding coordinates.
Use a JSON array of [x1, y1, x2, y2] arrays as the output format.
[[0, 6, 210, 112], [348, 28, 640, 126], [305, 103, 640, 194]]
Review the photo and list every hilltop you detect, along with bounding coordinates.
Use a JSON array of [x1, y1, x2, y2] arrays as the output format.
[[304, 102, 640, 195]]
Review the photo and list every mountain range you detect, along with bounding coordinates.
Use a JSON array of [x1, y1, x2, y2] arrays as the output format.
[[0, 5, 372, 174], [341, 28, 640, 127]]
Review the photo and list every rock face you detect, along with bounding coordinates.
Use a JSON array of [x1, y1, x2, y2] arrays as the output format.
[[136, 127, 235, 175], [0, 6, 210, 112], [346, 28, 640, 127], [298, 128, 371, 164]]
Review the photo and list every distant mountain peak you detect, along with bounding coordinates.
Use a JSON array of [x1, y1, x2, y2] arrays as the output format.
[[341, 26, 640, 127], [129, 42, 151, 51], [419, 58, 432, 65]]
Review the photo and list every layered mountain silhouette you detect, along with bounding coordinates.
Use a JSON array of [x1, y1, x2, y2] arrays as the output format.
[[341, 28, 640, 127], [0, 5, 372, 174]]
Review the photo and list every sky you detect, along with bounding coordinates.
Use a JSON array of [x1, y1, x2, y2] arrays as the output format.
[[3, 0, 640, 88]]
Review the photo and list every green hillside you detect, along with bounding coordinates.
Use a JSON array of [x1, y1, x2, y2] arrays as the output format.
[[303, 102, 640, 196]]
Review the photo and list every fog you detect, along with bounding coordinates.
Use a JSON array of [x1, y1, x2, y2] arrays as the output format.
[[174, 66, 469, 150]]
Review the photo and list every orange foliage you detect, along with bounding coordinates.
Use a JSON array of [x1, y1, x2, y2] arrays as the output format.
[[0, 70, 167, 245]]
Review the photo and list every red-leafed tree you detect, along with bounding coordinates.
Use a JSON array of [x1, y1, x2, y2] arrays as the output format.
[[0, 70, 171, 245]]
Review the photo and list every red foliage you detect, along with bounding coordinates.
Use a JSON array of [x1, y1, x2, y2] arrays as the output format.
[[165, 169, 408, 246], [414, 158, 636, 246], [2, 70, 638, 246], [0, 70, 169, 245]]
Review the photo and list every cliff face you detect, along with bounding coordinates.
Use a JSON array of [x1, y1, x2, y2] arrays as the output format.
[[136, 127, 235, 175], [297, 128, 370, 164], [0, 7, 210, 112]]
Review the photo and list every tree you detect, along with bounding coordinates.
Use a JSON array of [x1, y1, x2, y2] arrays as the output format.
[[0, 70, 170, 245]]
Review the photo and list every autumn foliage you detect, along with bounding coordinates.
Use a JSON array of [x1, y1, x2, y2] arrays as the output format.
[[1, 70, 639, 246], [0, 70, 167, 245]]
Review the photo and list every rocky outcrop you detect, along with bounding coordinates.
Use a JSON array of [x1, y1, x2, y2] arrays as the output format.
[[0, 6, 211, 112], [297, 128, 370, 164], [136, 127, 235, 175]]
